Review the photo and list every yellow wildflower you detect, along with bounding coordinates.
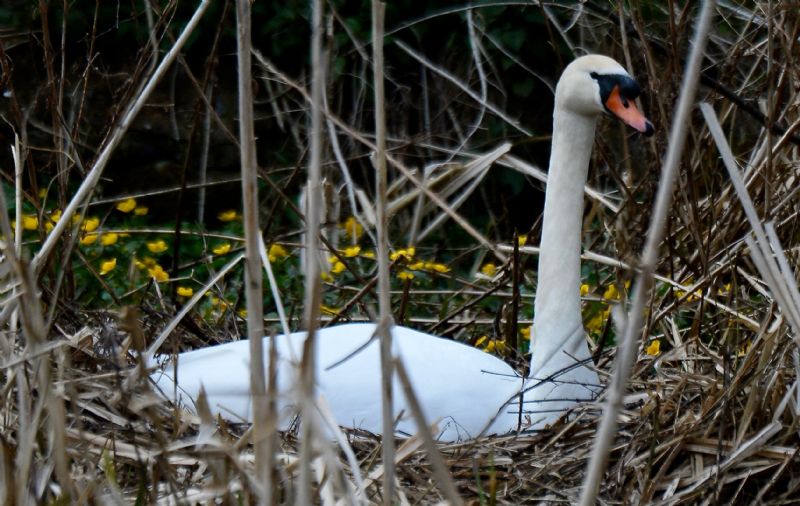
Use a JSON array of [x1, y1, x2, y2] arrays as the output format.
[[321, 271, 333, 282], [177, 286, 194, 297], [718, 283, 732, 295], [217, 209, 238, 222], [475, 336, 489, 348], [424, 262, 451, 274], [485, 340, 507, 354], [22, 214, 38, 230], [44, 221, 54, 233], [50, 209, 62, 223], [80, 233, 98, 246], [99, 258, 117, 275], [390, 247, 416, 262], [134, 258, 147, 269], [480, 263, 497, 277], [580, 284, 590, 296], [148, 264, 169, 282], [146, 239, 168, 253], [603, 284, 620, 300], [268, 243, 288, 262], [517, 235, 527, 247], [37, 188, 47, 199], [397, 270, 414, 280], [331, 261, 346, 274], [82, 217, 100, 232], [645, 340, 661, 356], [133, 206, 148, 216], [100, 232, 119, 246], [362, 250, 376, 259], [237, 308, 247, 318], [408, 261, 425, 271], [212, 243, 232, 255], [341, 216, 364, 241], [116, 198, 137, 213], [520, 326, 531, 341], [342, 245, 361, 258]]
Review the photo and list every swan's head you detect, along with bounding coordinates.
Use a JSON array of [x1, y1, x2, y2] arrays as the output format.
[[556, 54, 654, 136]]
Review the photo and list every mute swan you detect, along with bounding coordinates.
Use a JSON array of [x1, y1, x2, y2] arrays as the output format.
[[151, 54, 653, 442]]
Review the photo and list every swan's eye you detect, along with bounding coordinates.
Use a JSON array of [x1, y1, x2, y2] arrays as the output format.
[[622, 97, 629, 108]]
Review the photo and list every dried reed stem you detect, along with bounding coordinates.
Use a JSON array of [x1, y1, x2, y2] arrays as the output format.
[[299, 0, 325, 502], [579, 2, 717, 504], [371, 1, 396, 503], [234, 0, 269, 499]]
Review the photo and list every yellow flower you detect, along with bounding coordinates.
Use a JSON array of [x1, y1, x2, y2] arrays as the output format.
[[321, 271, 333, 282], [397, 270, 414, 280], [133, 206, 148, 216], [485, 340, 507, 354], [362, 250, 376, 259], [177, 286, 193, 297], [517, 235, 527, 247], [146, 239, 168, 253], [237, 308, 247, 318], [82, 217, 100, 232], [475, 336, 489, 348], [340, 216, 364, 241], [268, 243, 288, 262], [44, 221, 54, 233], [586, 309, 610, 334], [603, 284, 620, 300], [520, 326, 531, 341], [408, 261, 425, 271], [480, 263, 497, 277], [99, 258, 117, 275], [580, 284, 590, 296], [22, 214, 38, 230], [645, 340, 661, 356], [100, 232, 119, 246], [148, 264, 169, 282], [217, 209, 238, 222], [342, 245, 361, 258], [424, 262, 450, 274], [718, 283, 732, 295], [331, 261, 346, 274], [115, 198, 137, 213], [390, 247, 416, 262], [212, 243, 232, 255], [50, 209, 62, 223], [80, 233, 98, 245], [134, 258, 147, 269], [38, 188, 47, 199]]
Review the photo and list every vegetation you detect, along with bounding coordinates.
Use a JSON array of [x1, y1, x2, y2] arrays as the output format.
[[1, 1, 799, 503]]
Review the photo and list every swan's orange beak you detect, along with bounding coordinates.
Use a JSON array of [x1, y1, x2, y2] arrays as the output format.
[[605, 86, 654, 136]]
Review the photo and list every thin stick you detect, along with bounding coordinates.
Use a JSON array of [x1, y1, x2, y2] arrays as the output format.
[[235, 0, 268, 499], [579, 2, 716, 504], [371, 2, 395, 504], [31, 0, 210, 273], [299, 0, 325, 503]]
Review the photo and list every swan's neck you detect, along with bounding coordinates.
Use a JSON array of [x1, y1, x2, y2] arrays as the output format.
[[530, 108, 596, 376]]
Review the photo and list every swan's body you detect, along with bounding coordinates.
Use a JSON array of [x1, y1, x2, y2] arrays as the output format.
[[151, 55, 653, 441]]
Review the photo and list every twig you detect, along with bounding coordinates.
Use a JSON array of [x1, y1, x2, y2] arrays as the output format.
[[299, 0, 325, 503], [371, 2, 396, 504]]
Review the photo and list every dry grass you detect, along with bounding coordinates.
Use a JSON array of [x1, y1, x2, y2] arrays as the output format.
[[2, 1, 800, 504]]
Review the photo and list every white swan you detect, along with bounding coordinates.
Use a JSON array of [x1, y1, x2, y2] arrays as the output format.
[[150, 54, 653, 442]]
